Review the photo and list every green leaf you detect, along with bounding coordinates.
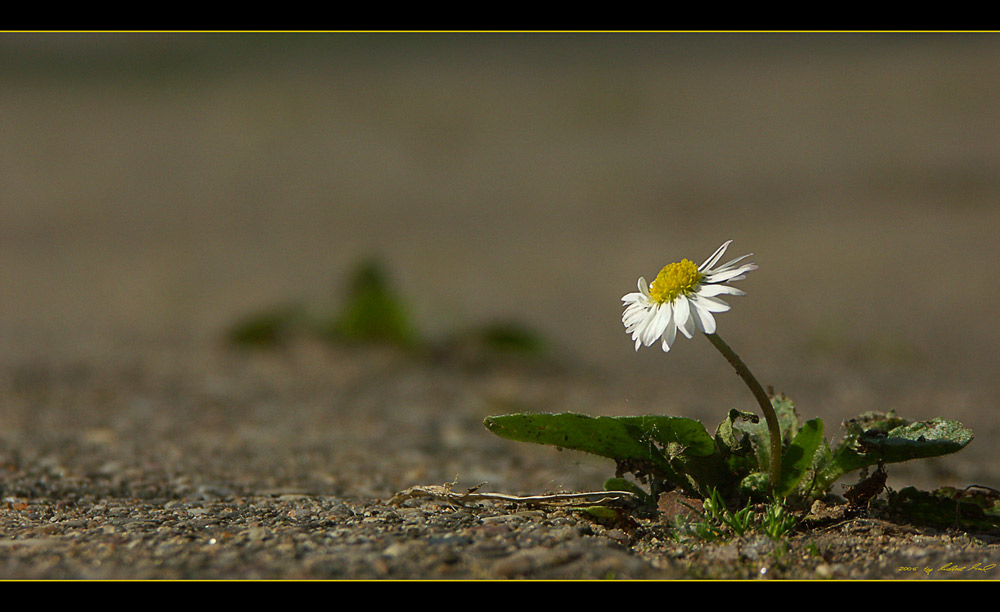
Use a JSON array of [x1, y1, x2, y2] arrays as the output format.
[[483, 412, 678, 480], [581, 506, 623, 523], [737, 472, 770, 500], [612, 415, 717, 457], [816, 418, 974, 493], [842, 410, 909, 439], [733, 394, 800, 473], [612, 416, 737, 498], [777, 418, 824, 497], [604, 478, 653, 505], [875, 418, 972, 458], [806, 438, 835, 498], [714, 410, 757, 478], [770, 394, 801, 442], [835, 417, 973, 473], [482, 413, 733, 497]]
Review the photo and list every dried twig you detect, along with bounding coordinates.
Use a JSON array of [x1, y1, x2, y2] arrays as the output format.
[[388, 479, 641, 508]]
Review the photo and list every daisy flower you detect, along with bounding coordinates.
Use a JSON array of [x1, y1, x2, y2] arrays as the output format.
[[622, 240, 757, 351]]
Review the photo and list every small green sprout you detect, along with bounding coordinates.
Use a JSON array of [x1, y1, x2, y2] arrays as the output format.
[[669, 489, 793, 541], [760, 499, 797, 539], [700, 488, 756, 536]]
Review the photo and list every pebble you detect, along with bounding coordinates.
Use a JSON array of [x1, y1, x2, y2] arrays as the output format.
[[814, 563, 847, 578]]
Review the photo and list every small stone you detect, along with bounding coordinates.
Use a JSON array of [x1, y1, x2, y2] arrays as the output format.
[[604, 529, 629, 544], [381, 542, 409, 557], [815, 563, 847, 578]]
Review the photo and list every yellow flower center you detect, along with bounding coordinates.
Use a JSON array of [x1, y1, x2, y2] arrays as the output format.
[[649, 259, 703, 304]]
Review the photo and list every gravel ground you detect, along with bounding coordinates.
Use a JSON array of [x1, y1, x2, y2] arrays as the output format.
[[1, 341, 997, 580]]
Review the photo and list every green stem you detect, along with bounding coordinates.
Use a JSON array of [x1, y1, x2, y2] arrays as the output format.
[[704, 332, 782, 494]]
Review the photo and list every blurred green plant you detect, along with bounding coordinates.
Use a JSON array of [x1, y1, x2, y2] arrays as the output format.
[[226, 304, 308, 348], [322, 258, 418, 347], [432, 319, 548, 367], [483, 396, 974, 513], [471, 321, 546, 355], [225, 257, 417, 349], [225, 257, 547, 359]]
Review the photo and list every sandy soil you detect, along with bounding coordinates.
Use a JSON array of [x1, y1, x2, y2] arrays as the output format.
[[0, 33, 998, 579]]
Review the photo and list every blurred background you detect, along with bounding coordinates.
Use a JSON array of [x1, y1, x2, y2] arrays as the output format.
[[1, 32, 998, 487]]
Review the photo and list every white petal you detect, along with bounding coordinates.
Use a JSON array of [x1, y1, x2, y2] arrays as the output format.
[[623, 304, 648, 326], [704, 263, 757, 283], [630, 310, 652, 342], [624, 303, 654, 332], [673, 296, 695, 338], [691, 302, 717, 334], [630, 326, 646, 348], [622, 310, 637, 328], [642, 305, 669, 346], [698, 240, 732, 271], [713, 253, 754, 273], [697, 284, 745, 297], [645, 306, 666, 343], [692, 294, 730, 313], [655, 302, 673, 341], [642, 305, 668, 346], [672, 294, 688, 324], [638, 277, 649, 296], [683, 312, 698, 338], [624, 305, 643, 328], [624, 295, 652, 312], [662, 316, 677, 350], [622, 291, 644, 304]]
